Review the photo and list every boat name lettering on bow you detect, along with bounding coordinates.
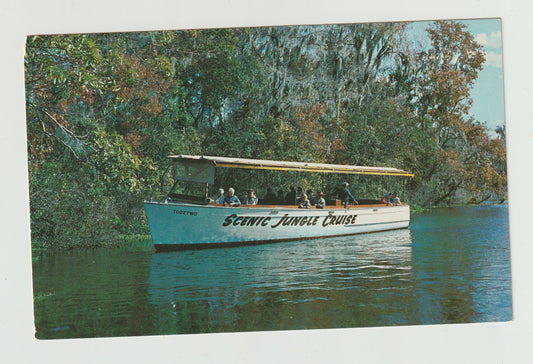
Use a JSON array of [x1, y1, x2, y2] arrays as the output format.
[[173, 209, 198, 216], [222, 214, 271, 227], [222, 213, 358, 228], [270, 214, 319, 228], [322, 214, 358, 226]]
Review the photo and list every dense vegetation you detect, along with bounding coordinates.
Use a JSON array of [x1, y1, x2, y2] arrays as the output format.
[[25, 21, 507, 249]]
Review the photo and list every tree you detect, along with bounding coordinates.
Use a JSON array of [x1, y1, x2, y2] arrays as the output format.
[[406, 21, 488, 206], [25, 22, 507, 248], [25, 34, 104, 172]]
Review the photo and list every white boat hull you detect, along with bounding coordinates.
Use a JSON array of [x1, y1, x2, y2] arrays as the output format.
[[144, 202, 410, 251]]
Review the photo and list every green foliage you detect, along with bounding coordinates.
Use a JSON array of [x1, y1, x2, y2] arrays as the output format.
[[90, 128, 141, 191], [25, 21, 507, 249], [29, 161, 115, 248]]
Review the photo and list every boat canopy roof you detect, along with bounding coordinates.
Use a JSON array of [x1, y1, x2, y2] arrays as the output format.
[[169, 154, 414, 177]]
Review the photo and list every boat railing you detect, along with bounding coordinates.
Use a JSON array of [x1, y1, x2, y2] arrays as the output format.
[[205, 199, 400, 209]]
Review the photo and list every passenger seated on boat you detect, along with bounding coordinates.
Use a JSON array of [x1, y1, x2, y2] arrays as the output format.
[[285, 186, 296, 205], [381, 192, 391, 205], [262, 187, 277, 205], [391, 191, 401, 206], [223, 188, 241, 207], [243, 189, 259, 205], [276, 189, 285, 205], [315, 192, 326, 209], [307, 189, 316, 206], [212, 188, 225, 204], [298, 194, 311, 209], [341, 182, 358, 207], [295, 187, 304, 205]]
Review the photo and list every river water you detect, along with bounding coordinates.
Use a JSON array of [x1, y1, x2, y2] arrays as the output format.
[[32, 204, 511, 339]]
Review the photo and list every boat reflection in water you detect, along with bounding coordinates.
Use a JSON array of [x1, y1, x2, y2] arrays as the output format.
[[32, 205, 510, 338], [147, 229, 414, 333]]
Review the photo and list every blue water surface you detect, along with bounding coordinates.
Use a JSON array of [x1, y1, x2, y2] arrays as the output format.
[[32, 204, 512, 339]]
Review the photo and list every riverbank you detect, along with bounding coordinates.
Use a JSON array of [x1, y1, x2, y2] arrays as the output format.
[[409, 200, 507, 214]]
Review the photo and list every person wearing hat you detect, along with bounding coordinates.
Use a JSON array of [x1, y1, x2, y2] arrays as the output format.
[[315, 192, 326, 209], [341, 182, 357, 208], [382, 192, 391, 205]]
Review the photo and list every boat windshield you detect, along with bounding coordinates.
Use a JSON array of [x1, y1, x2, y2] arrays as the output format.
[[172, 159, 215, 184]]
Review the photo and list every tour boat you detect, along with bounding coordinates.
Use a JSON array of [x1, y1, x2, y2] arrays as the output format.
[[144, 155, 414, 252]]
